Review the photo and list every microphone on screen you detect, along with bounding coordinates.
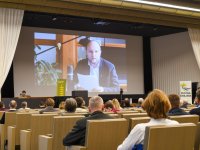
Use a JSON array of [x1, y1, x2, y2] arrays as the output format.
[[67, 65, 73, 81]]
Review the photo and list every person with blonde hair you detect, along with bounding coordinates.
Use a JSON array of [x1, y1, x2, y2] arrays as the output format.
[[112, 98, 122, 111], [117, 89, 179, 150]]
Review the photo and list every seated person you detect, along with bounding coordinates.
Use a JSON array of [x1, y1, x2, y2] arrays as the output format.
[[73, 40, 120, 92], [18, 101, 30, 112], [117, 89, 179, 150], [0, 100, 18, 124], [190, 89, 200, 116], [59, 101, 65, 112], [137, 98, 144, 108], [168, 94, 188, 116], [75, 97, 88, 112], [39, 98, 58, 114], [0, 101, 6, 111], [112, 98, 122, 111], [19, 90, 30, 98], [64, 98, 77, 113], [104, 100, 116, 113], [63, 96, 113, 146]]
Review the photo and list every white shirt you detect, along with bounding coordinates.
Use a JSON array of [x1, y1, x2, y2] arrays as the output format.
[[117, 118, 179, 150], [88, 61, 100, 80]]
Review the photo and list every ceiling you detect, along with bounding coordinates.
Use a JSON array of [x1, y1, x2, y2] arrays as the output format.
[[22, 11, 187, 37]]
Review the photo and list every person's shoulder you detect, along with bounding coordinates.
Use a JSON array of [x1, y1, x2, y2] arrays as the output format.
[[190, 107, 200, 114], [101, 58, 114, 68], [165, 119, 179, 124]]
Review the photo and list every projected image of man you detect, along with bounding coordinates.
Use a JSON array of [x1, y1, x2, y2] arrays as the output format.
[[74, 40, 120, 92]]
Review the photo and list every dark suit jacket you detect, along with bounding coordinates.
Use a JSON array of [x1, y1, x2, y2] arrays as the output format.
[[168, 107, 189, 116], [189, 107, 200, 117], [63, 111, 113, 146], [73, 58, 120, 92], [39, 106, 57, 114]]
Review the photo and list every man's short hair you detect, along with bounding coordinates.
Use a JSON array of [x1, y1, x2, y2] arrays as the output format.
[[21, 101, 27, 108], [75, 97, 84, 108], [168, 94, 180, 108], [65, 98, 77, 112], [0, 101, 4, 109], [142, 89, 171, 119], [196, 89, 200, 100], [89, 96, 103, 110], [9, 100, 17, 109], [104, 100, 114, 109], [45, 98, 55, 107]]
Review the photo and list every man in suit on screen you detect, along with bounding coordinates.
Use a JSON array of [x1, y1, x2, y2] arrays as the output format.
[[73, 40, 120, 92]]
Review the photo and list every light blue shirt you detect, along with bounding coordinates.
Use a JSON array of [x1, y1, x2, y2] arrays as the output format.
[[88, 61, 100, 83]]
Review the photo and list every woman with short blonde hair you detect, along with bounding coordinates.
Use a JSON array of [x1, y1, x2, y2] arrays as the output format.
[[118, 89, 178, 150]]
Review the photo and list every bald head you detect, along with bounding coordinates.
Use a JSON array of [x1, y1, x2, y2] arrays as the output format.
[[86, 41, 101, 66]]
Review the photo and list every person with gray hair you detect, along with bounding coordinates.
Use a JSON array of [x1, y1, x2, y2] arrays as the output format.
[[63, 96, 113, 146], [65, 98, 77, 113]]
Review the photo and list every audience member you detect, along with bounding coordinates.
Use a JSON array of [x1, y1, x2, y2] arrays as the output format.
[[18, 101, 30, 112], [39, 98, 57, 114], [190, 89, 200, 116], [112, 98, 122, 111], [75, 97, 88, 112], [0, 101, 6, 111], [123, 98, 131, 108], [19, 90, 30, 98], [104, 100, 115, 112], [180, 99, 189, 108], [59, 101, 65, 112], [63, 96, 113, 146], [64, 98, 77, 113], [0, 100, 18, 124], [168, 94, 188, 116], [137, 98, 144, 108], [117, 89, 179, 150]]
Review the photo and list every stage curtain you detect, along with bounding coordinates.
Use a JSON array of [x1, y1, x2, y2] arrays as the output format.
[[0, 8, 24, 98], [188, 28, 200, 71]]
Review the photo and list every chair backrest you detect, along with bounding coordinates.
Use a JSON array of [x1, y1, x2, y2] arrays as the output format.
[[85, 118, 128, 150], [30, 114, 58, 150], [169, 115, 199, 124], [5, 112, 17, 139], [15, 113, 32, 145], [130, 117, 150, 130], [143, 123, 196, 150], [117, 111, 139, 117], [194, 122, 200, 150], [53, 116, 84, 150], [0, 111, 5, 119]]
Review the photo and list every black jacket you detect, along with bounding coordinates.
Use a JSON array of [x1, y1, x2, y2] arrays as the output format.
[[63, 111, 113, 146], [168, 107, 189, 116], [190, 107, 200, 117]]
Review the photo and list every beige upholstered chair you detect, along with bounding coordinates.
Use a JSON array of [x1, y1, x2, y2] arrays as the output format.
[[66, 118, 128, 150], [194, 122, 200, 150], [38, 115, 84, 150], [0, 112, 16, 150], [169, 115, 199, 124], [130, 117, 150, 130], [20, 114, 57, 150], [7, 113, 31, 150], [143, 123, 196, 150]]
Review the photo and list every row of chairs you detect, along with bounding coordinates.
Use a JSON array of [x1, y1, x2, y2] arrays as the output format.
[[1, 111, 200, 150]]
